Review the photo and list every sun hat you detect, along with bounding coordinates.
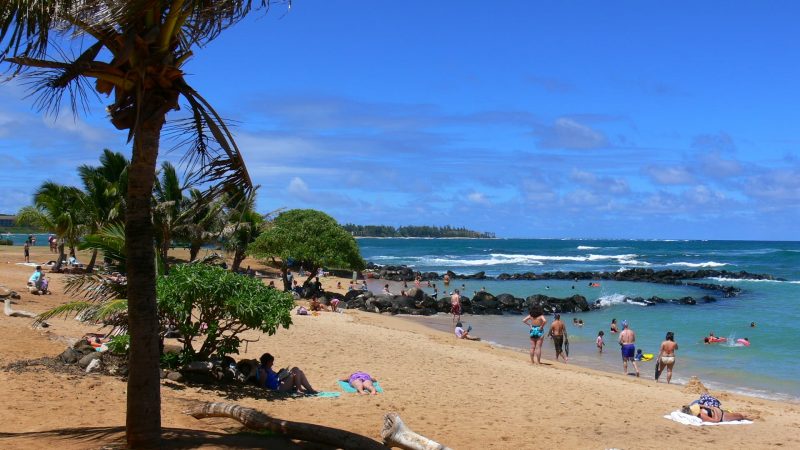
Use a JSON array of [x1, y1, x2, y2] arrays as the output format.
[[689, 404, 701, 416]]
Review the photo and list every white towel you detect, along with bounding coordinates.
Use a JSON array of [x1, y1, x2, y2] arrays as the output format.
[[663, 411, 752, 426]]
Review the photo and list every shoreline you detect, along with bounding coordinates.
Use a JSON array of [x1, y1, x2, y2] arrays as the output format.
[[2, 247, 800, 448], [396, 312, 800, 404]]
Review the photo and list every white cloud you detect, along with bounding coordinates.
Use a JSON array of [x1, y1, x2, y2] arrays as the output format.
[[536, 118, 609, 150], [466, 192, 490, 205], [644, 165, 694, 185]]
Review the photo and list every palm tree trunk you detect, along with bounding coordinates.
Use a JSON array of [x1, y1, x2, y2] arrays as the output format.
[[189, 242, 200, 261], [125, 117, 164, 448], [85, 249, 98, 273], [53, 242, 65, 273], [231, 249, 245, 272]]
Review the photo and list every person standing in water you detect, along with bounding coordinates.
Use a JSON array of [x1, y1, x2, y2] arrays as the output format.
[[523, 306, 547, 365], [656, 331, 679, 384], [548, 313, 568, 363], [450, 289, 462, 323], [618, 320, 639, 377]]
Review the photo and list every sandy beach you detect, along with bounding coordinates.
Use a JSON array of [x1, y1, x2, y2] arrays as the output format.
[[1, 245, 799, 449]]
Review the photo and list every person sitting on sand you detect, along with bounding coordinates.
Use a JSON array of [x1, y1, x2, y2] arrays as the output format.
[[681, 403, 750, 423], [28, 266, 43, 291], [341, 371, 379, 395], [309, 296, 324, 312], [455, 321, 479, 340], [256, 353, 317, 394]]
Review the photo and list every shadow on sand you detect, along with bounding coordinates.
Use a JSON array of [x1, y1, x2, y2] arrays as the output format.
[[0, 426, 336, 449]]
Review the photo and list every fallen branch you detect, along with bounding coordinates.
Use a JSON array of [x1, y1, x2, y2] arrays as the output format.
[[4, 299, 37, 318], [381, 412, 452, 450], [185, 401, 388, 449]]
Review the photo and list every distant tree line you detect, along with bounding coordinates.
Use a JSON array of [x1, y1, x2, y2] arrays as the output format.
[[343, 224, 495, 238]]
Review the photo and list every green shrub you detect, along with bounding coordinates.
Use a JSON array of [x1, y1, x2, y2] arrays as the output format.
[[107, 334, 130, 354], [157, 263, 294, 361], [0, 239, 13, 246]]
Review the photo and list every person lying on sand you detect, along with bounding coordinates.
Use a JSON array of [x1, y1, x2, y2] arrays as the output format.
[[682, 404, 750, 422], [341, 371, 379, 395], [256, 353, 317, 394]]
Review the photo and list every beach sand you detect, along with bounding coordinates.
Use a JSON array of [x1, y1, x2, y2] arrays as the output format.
[[1, 245, 799, 449]]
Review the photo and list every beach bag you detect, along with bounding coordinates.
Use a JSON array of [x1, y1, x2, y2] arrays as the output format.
[[297, 306, 309, 316], [698, 394, 722, 408], [529, 326, 543, 338]]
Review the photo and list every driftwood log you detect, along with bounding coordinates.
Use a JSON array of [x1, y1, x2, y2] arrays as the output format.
[[4, 298, 37, 318], [381, 413, 451, 450], [185, 402, 388, 449]]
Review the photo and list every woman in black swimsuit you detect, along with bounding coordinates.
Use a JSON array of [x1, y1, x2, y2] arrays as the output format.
[[682, 404, 750, 422]]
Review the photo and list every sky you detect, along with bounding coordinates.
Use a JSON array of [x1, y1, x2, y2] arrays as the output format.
[[1, 1, 798, 240]]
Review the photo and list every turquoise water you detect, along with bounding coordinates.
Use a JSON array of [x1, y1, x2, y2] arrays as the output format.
[[2, 233, 52, 246], [358, 238, 800, 401]]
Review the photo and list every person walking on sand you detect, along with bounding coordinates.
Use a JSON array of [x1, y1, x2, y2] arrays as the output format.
[[618, 320, 639, 377], [523, 306, 547, 365], [548, 313, 568, 363], [451, 289, 462, 323], [23, 240, 30, 263], [656, 331, 679, 384]]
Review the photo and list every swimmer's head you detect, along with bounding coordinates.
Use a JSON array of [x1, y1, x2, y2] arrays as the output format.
[[666, 331, 675, 341]]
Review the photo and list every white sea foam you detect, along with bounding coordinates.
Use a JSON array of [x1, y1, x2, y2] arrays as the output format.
[[577, 245, 599, 250], [594, 294, 628, 307], [418, 255, 544, 266], [619, 258, 652, 266], [706, 276, 800, 284], [666, 261, 728, 268]]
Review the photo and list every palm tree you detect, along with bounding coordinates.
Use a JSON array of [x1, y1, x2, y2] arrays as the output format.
[[221, 192, 263, 273], [16, 182, 88, 272], [78, 149, 130, 272], [153, 161, 184, 269], [175, 188, 224, 261], [1, 2, 286, 445]]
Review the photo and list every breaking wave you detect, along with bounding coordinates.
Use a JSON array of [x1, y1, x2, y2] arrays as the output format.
[[666, 261, 727, 268]]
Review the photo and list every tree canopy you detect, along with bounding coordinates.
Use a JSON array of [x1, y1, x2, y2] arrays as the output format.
[[250, 209, 365, 279], [158, 264, 294, 361]]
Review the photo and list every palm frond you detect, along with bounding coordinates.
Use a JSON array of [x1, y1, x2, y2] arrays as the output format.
[[34, 300, 93, 326], [63, 272, 126, 303]]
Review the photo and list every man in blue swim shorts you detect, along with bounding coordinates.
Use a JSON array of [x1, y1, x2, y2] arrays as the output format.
[[618, 320, 640, 377]]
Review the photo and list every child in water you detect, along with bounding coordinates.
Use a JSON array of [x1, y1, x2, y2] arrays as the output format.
[[596, 330, 605, 353]]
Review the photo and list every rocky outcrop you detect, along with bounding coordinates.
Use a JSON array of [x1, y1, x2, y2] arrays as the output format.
[[362, 264, 758, 297]]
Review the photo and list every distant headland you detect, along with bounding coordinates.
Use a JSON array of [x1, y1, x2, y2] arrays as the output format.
[[343, 224, 495, 239]]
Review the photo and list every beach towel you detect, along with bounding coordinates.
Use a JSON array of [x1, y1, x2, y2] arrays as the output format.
[[663, 411, 752, 426], [337, 380, 384, 393], [312, 391, 340, 398]]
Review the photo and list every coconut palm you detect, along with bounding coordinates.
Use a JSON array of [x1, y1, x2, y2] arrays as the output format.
[[1, 1, 287, 445], [174, 188, 224, 261], [221, 191, 263, 273], [78, 149, 130, 272], [153, 161, 184, 269], [16, 182, 89, 271]]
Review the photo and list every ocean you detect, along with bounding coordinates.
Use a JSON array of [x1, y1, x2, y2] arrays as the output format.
[[357, 238, 800, 402]]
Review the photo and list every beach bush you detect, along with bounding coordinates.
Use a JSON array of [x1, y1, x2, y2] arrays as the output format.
[[157, 263, 294, 361], [0, 238, 12, 245], [249, 209, 365, 290], [107, 334, 130, 354]]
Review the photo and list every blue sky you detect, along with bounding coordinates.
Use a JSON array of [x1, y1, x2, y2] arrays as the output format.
[[1, 1, 798, 239]]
